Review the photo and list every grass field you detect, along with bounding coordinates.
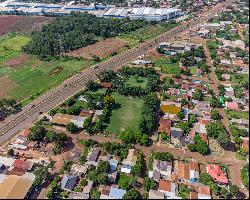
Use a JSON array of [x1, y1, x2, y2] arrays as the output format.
[[231, 74, 249, 84], [119, 22, 178, 46], [106, 92, 144, 134], [190, 66, 198, 75], [154, 58, 180, 75], [0, 34, 93, 102], [226, 110, 249, 120], [126, 76, 148, 88]]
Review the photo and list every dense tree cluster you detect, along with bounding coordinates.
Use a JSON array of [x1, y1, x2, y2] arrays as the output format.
[[0, 98, 21, 119], [241, 164, 249, 189], [132, 151, 144, 176], [23, 13, 147, 58], [206, 122, 230, 149], [87, 162, 109, 185], [117, 67, 160, 97], [139, 93, 160, 134], [187, 135, 209, 155], [120, 129, 149, 146], [101, 142, 130, 161]]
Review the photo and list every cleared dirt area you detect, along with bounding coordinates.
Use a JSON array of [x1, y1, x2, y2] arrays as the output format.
[[10, 16, 52, 33], [65, 38, 127, 59], [0, 16, 20, 35], [0, 76, 15, 98], [0, 15, 52, 36], [4, 54, 29, 67]]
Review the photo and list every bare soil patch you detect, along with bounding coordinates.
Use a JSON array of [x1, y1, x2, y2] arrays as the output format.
[[0, 16, 52, 35], [65, 38, 127, 59], [4, 54, 29, 68], [147, 49, 166, 59], [0, 16, 21, 35], [49, 66, 64, 75], [0, 76, 15, 98]]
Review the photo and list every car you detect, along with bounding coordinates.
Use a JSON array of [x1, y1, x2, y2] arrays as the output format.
[[30, 105, 35, 108], [39, 111, 43, 115], [91, 65, 99, 69]]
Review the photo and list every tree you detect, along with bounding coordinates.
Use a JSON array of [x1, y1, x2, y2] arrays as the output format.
[[143, 178, 156, 192], [7, 148, 14, 157], [211, 109, 220, 120], [210, 96, 221, 108], [177, 111, 185, 120], [220, 187, 230, 199], [118, 175, 134, 190], [66, 122, 78, 133], [187, 143, 196, 152], [217, 132, 230, 149], [230, 185, 239, 197], [97, 161, 110, 174], [34, 166, 50, 187], [123, 188, 140, 199], [206, 122, 226, 138], [199, 173, 212, 185], [28, 126, 47, 141], [90, 188, 101, 199], [86, 80, 100, 91], [132, 151, 144, 176], [140, 134, 149, 146], [83, 117, 92, 129], [241, 164, 249, 189], [193, 90, 204, 101], [195, 139, 209, 155]]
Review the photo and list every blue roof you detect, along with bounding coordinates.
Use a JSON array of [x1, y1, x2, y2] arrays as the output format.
[[121, 164, 132, 170], [61, 175, 77, 191], [109, 187, 126, 199], [109, 159, 119, 172]]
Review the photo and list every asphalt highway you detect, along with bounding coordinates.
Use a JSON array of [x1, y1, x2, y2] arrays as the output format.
[[0, 0, 235, 144]]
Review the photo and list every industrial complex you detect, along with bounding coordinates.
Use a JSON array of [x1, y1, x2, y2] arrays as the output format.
[[0, 0, 183, 21]]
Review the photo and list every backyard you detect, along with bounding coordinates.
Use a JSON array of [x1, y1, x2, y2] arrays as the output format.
[[226, 110, 249, 120], [106, 92, 144, 134]]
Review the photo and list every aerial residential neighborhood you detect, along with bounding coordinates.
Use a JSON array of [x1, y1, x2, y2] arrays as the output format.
[[0, 0, 249, 199]]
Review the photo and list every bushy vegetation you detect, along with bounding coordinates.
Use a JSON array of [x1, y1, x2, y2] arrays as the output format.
[[23, 13, 147, 58]]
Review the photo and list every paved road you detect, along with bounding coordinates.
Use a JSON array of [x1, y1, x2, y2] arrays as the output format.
[[0, 0, 235, 145]]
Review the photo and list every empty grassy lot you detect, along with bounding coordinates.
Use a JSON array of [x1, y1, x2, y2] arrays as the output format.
[[226, 110, 249, 120], [106, 92, 144, 134], [0, 34, 93, 102], [154, 58, 180, 75], [126, 76, 148, 88], [119, 22, 179, 47]]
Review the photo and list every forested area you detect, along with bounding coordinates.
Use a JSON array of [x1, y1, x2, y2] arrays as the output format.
[[23, 13, 148, 58]]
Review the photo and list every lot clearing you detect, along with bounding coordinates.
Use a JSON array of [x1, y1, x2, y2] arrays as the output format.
[[0, 76, 16, 98], [0, 15, 52, 36], [65, 38, 127, 59]]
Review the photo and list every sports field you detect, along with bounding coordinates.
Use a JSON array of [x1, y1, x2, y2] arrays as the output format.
[[106, 92, 144, 134]]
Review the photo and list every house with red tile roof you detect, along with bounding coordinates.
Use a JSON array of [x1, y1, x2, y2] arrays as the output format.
[[158, 119, 171, 135], [19, 129, 30, 138], [100, 82, 112, 88], [207, 164, 228, 185], [225, 101, 239, 111], [158, 180, 180, 199]]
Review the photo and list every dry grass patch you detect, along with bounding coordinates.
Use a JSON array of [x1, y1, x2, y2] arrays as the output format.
[[0, 76, 16, 98], [4, 54, 29, 68], [65, 38, 127, 59], [161, 105, 181, 114], [209, 138, 226, 158]]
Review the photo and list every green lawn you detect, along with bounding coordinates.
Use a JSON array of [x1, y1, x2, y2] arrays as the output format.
[[154, 58, 180, 75], [190, 66, 198, 75], [106, 92, 144, 134], [126, 76, 148, 88], [86, 88, 107, 95], [231, 74, 249, 84], [0, 34, 94, 102], [226, 110, 249, 120], [119, 22, 178, 47]]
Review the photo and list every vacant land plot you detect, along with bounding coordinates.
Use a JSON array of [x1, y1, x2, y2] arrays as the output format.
[[119, 22, 178, 46], [106, 92, 144, 134], [161, 105, 181, 114], [231, 74, 249, 84], [0, 16, 20, 35], [126, 76, 148, 88], [226, 110, 249, 120], [190, 66, 198, 75], [0, 76, 16, 98], [65, 38, 127, 59], [0, 34, 93, 101], [209, 138, 226, 158], [154, 58, 180, 75]]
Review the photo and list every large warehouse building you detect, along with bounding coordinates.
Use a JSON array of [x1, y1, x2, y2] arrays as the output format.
[[0, 0, 183, 21]]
